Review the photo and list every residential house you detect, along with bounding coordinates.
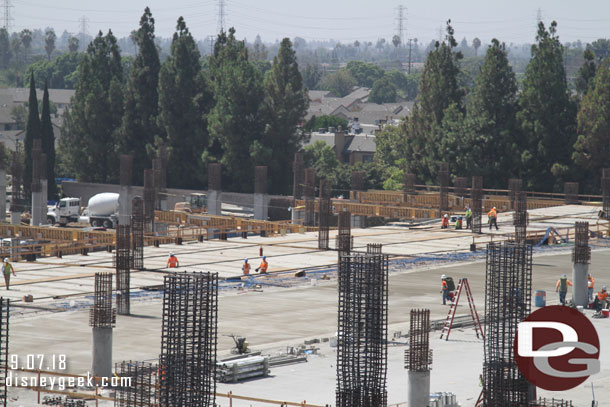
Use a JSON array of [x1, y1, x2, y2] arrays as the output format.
[[305, 128, 376, 164]]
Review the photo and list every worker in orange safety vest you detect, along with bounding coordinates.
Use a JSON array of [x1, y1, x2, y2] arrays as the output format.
[[256, 256, 268, 274], [167, 252, 179, 268], [488, 207, 498, 230], [588, 273, 595, 303], [242, 259, 251, 275], [441, 214, 449, 229]]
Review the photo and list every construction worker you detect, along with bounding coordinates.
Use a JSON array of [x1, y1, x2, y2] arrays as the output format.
[[465, 207, 472, 229], [166, 252, 179, 268], [455, 216, 463, 230], [555, 274, 572, 305], [488, 207, 498, 230], [588, 273, 595, 303], [441, 274, 450, 305], [242, 259, 251, 275], [256, 256, 268, 274], [2, 258, 15, 290], [595, 287, 608, 311], [441, 214, 449, 229]]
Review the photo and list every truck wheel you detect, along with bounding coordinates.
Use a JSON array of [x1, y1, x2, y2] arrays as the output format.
[[91, 219, 101, 227], [46, 216, 55, 225], [102, 219, 112, 229]]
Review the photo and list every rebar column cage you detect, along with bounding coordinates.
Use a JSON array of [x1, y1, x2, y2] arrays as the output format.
[[351, 171, 366, 192], [336, 211, 352, 255], [404, 309, 432, 372], [255, 166, 268, 194], [483, 242, 532, 407], [0, 298, 9, 407], [572, 221, 591, 264], [318, 179, 332, 250], [208, 163, 222, 191], [143, 169, 155, 233], [454, 177, 467, 198], [528, 398, 574, 407], [120, 155, 133, 187], [513, 191, 528, 244], [152, 158, 164, 210], [89, 272, 115, 328], [403, 173, 416, 206], [304, 168, 316, 227], [336, 253, 389, 407], [439, 163, 449, 213], [508, 178, 522, 210], [293, 152, 304, 200], [159, 272, 218, 407], [115, 225, 131, 316], [114, 360, 158, 407], [131, 197, 144, 271], [472, 176, 483, 234], [366, 243, 382, 254], [603, 168, 610, 220], [10, 150, 23, 213], [563, 182, 579, 205]]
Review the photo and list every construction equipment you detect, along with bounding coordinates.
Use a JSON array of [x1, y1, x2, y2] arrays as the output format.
[[439, 277, 484, 341], [187, 193, 207, 213], [227, 334, 249, 354]]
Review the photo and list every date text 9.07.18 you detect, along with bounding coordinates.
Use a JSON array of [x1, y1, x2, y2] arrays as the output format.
[[10, 354, 67, 371]]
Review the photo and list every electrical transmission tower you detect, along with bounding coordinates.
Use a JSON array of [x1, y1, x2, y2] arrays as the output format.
[[1, 0, 12, 32], [217, 0, 226, 33], [395, 5, 406, 48], [79, 16, 89, 51]]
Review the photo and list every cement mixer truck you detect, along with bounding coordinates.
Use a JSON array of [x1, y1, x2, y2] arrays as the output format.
[[47, 192, 119, 228]]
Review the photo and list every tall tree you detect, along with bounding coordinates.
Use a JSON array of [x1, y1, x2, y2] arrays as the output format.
[[40, 81, 56, 198], [158, 17, 209, 189], [68, 37, 80, 53], [472, 37, 481, 56], [0, 28, 10, 68], [259, 37, 309, 193], [44, 29, 56, 61], [320, 69, 355, 97], [369, 76, 397, 103], [405, 20, 463, 180], [575, 48, 596, 96], [24, 73, 41, 199], [207, 28, 264, 191], [59, 31, 123, 183], [120, 7, 161, 184], [20, 29, 32, 63], [573, 59, 610, 187], [517, 21, 576, 191], [301, 63, 321, 90]]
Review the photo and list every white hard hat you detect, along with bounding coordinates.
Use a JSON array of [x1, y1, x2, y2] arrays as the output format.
[[444, 214, 448, 218], [3, 258, 7, 263], [169, 252, 174, 256], [441, 274, 446, 279], [493, 206, 496, 210]]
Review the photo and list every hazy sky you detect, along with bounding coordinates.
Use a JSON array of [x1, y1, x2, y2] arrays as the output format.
[[11, 0, 610, 45]]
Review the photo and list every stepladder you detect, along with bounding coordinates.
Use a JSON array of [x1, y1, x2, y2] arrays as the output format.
[[439, 277, 484, 341]]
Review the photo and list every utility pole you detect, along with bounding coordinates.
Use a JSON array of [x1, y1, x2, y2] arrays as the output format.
[[1, 0, 12, 32], [407, 38, 413, 74], [217, 0, 226, 33]]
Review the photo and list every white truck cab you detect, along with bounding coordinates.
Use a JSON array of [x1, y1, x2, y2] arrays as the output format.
[[47, 197, 81, 226]]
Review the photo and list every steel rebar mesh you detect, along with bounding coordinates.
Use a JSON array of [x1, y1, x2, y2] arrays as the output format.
[[404, 309, 432, 372], [403, 173, 416, 206], [513, 191, 528, 243], [159, 272, 218, 407], [304, 168, 316, 227], [603, 168, 610, 220], [0, 298, 9, 407], [454, 177, 467, 198], [439, 163, 449, 213], [563, 182, 579, 205], [472, 176, 483, 234], [318, 179, 332, 250], [10, 150, 23, 213], [89, 272, 115, 328], [131, 197, 144, 271], [336, 211, 352, 255], [367, 243, 382, 254], [528, 398, 574, 407], [208, 163, 222, 191], [114, 360, 158, 407], [572, 221, 591, 264], [293, 152, 305, 200], [336, 253, 388, 407], [483, 242, 532, 407], [115, 225, 131, 316], [143, 169, 155, 233], [255, 166, 268, 194], [120, 155, 133, 187]]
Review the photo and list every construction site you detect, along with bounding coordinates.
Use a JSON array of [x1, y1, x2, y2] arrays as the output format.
[[0, 153, 608, 406]]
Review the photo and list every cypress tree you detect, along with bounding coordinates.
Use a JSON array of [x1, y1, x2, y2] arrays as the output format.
[[40, 81, 56, 198], [24, 72, 41, 199]]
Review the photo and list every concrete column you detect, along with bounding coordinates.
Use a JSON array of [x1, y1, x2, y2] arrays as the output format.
[[40, 179, 47, 225], [118, 185, 131, 225], [254, 194, 268, 220], [291, 208, 304, 224], [408, 371, 430, 407], [31, 191, 41, 226], [10, 211, 20, 225], [572, 263, 589, 307], [351, 215, 365, 228], [0, 168, 6, 222], [208, 190, 221, 215], [91, 327, 112, 378]]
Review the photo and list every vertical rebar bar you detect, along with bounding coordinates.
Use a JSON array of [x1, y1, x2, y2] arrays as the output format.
[[318, 179, 331, 250], [472, 176, 483, 234], [90, 272, 115, 328], [508, 178, 522, 211], [255, 166, 268, 194], [131, 197, 144, 271], [405, 309, 432, 371], [115, 225, 131, 316], [602, 168, 610, 220], [143, 169, 155, 233], [572, 222, 591, 264], [114, 360, 158, 407]]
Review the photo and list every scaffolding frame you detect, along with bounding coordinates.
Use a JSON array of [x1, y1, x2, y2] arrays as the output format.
[[159, 272, 218, 407], [483, 242, 532, 407], [404, 309, 432, 372], [472, 176, 483, 234], [115, 225, 131, 316], [89, 272, 115, 328], [336, 254, 388, 407], [114, 360, 158, 407]]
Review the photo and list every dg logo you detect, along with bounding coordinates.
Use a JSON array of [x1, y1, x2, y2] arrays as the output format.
[[514, 305, 600, 391]]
